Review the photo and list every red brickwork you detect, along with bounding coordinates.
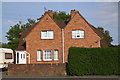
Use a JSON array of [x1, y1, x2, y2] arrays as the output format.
[[64, 11, 101, 62], [17, 10, 102, 64], [25, 13, 63, 63], [8, 63, 66, 76]]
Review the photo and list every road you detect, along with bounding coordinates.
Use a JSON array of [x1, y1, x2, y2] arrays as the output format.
[[0, 71, 119, 80], [1, 77, 119, 80]]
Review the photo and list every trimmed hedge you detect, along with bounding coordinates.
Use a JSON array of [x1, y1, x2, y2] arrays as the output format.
[[67, 47, 119, 76]]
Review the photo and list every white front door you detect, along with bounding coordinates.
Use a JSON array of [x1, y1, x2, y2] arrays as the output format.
[[16, 51, 26, 64]]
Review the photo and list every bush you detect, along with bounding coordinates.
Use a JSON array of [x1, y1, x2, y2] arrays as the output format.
[[67, 47, 119, 76]]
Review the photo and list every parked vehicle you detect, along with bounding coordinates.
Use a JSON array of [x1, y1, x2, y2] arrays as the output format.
[[0, 48, 14, 68]]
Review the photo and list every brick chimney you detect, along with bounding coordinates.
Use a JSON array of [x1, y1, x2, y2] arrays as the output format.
[[70, 10, 79, 18], [45, 10, 53, 18]]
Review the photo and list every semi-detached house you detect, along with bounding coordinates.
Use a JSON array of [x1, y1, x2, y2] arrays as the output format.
[[15, 10, 108, 64]]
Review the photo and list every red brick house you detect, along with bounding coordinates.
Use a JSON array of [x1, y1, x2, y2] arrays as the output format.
[[15, 10, 107, 64]]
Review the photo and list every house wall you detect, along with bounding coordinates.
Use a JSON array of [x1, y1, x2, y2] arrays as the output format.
[[64, 12, 101, 62], [25, 13, 63, 64], [24, 10, 101, 64]]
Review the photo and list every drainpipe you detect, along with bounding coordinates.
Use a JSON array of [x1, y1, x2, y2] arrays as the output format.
[[99, 40, 101, 47], [62, 29, 65, 63], [26, 51, 30, 64]]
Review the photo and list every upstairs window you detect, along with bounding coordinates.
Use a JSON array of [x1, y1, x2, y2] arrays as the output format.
[[41, 31, 54, 39], [72, 30, 84, 38]]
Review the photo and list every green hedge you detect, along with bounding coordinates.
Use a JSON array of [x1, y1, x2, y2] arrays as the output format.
[[67, 47, 119, 76]]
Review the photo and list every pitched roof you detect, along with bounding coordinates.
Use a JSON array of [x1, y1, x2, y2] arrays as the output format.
[[75, 11, 103, 38], [89, 25, 108, 47], [16, 13, 66, 51], [16, 10, 108, 51], [70, 10, 108, 47], [16, 22, 39, 51], [55, 20, 66, 29], [89, 24, 103, 38]]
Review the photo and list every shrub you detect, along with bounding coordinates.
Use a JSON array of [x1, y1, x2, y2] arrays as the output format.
[[67, 47, 119, 76]]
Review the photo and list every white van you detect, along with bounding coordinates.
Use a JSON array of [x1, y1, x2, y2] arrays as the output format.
[[0, 48, 14, 68]]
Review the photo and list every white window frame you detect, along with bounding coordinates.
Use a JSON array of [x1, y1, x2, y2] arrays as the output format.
[[43, 50, 52, 61], [72, 30, 84, 38], [54, 50, 59, 61], [37, 50, 42, 61], [41, 31, 54, 39]]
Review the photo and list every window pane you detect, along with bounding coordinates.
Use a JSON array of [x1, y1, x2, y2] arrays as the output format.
[[23, 54, 25, 59], [41, 31, 54, 39], [41, 31, 47, 39], [54, 50, 58, 60], [5, 53, 12, 59], [72, 31, 76, 38], [76, 30, 79, 34], [21, 54, 22, 59], [48, 31, 53, 38], [72, 30, 84, 38], [80, 31, 84, 38], [37, 50, 42, 61], [44, 50, 52, 61]]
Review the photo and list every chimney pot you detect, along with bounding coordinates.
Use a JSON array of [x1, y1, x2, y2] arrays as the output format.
[[46, 10, 53, 18]]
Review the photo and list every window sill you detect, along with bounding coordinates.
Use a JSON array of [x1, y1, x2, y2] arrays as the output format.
[[43, 59, 52, 61], [37, 60, 42, 61], [41, 38, 54, 39], [54, 59, 59, 61], [72, 38, 85, 39], [41, 39, 54, 40]]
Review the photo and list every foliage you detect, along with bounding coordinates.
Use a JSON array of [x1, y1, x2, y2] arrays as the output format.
[[67, 47, 119, 75], [5, 11, 113, 50], [0, 42, 9, 48], [53, 11, 71, 24], [37, 11, 71, 24], [7, 38, 19, 50], [5, 11, 71, 50], [2, 43, 9, 48], [0, 42, 1, 47], [97, 27, 113, 47], [5, 19, 36, 50]]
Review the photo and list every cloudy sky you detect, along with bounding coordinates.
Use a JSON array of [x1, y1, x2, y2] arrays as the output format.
[[1, 1, 119, 45]]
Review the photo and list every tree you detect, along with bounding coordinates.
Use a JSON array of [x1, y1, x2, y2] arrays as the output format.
[[37, 11, 71, 24], [6, 11, 70, 50], [97, 27, 113, 47], [53, 11, 71, 24], [6, 19, 36, 50], [5, 11, 70, 50], [0, 42, 9, 48], [5, 11, 113, 50]]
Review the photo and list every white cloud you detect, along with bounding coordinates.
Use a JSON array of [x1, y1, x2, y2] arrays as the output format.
[[5, 20, 18, 26], [96, 3, 118, 25], [95, 3, 118, 45]]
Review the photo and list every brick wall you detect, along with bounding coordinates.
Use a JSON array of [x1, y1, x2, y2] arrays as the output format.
[[25, 13, 63, 64], [21, 10, 101, 64], [64, 11, 101, 62], [8, 63, 66, 76]]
